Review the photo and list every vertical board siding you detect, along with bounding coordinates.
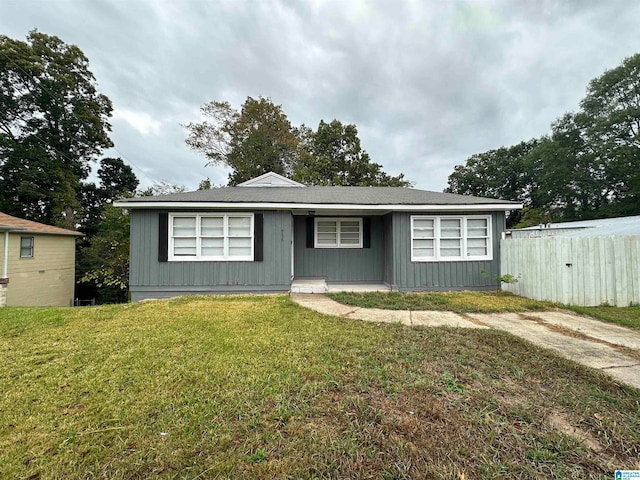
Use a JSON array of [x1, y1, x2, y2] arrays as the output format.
[[391, 211, 503, 291], [501, 236, 640, 306], [293, 216, 384, 282], [130, 210, 292, 293], [382, 214, 394, 285]]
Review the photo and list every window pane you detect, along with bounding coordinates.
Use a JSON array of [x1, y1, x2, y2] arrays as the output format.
[[317, 221, 337, 233], [467, 238, 488, 256], [228, 216, 251, 237], [201, 217, 224, 236], [440, 237, 461, 257], [467, 228, 487, 237], [339, 220, 361, 245], [174, 237, 196, 256], [201, 237, 224, 257], [413, 238, 434, 258], [467, 218, 488, 229], [340, 235, 360, 244], [228, 236, 252, 257], [317, 233, 337, 245], [413, 218, 434, 229], [440, 219, 461, 238], [173, 217, 196, 236], [413, 228, 435, 238], [20, 237, 33, 258]]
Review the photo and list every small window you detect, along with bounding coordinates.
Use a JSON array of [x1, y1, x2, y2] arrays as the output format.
[[411, 216, 492, 262], [314, 218, 363, 248], [20, 236, 34, 258]]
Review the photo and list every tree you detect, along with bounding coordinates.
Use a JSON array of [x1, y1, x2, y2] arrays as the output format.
[[293, 119, 410, 186], [0, 30, 113, 228], [576, 53, 640, 216], [77, 157, 138, 238], [78, 205, 130, 304], [446, 140, 539, 225], [447, 53, 640, 225], [184, 96, 300, 185]]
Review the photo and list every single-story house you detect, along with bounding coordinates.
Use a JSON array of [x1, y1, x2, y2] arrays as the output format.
[[0, 212, 83, 307], [114, 172, 521, 301]]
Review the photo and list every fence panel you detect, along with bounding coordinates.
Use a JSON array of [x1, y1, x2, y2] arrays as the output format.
[[500, 236, 640, 306]]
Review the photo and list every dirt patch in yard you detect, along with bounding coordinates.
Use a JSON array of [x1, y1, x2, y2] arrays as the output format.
[[547, 412, 604, 453]]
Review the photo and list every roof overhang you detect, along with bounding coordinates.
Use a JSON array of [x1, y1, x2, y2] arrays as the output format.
[[114, 201, 522, 212]]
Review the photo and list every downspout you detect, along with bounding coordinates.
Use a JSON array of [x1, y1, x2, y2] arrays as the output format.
[[0, 230, 9, 307]]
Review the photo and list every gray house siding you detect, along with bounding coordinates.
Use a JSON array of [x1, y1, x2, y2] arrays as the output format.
[[129, 209, 292, 300], [382, 214, 394, 285], [391, 211, 505, 291], [293, 216, 385, 283]]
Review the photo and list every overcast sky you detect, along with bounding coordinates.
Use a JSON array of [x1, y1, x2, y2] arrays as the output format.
[[2, 0, 638, 192]]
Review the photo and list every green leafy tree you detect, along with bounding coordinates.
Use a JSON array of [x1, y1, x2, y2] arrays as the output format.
[[447, 53, 640, 225], [576, 53, 640, 216], [78, 157, 138, 237], [78, 205, 130, 304], [184, 96, 299, 185], [293, 119, 410, 186], [0, 30, 113, 228], [446, 140, 539, 225]]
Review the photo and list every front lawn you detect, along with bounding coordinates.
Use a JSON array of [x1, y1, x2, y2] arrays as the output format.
[[328, 290, 556, 313], [1, 295, 638, 478]]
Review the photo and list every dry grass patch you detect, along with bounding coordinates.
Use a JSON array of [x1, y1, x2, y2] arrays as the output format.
[[1, 295, 639, 479]]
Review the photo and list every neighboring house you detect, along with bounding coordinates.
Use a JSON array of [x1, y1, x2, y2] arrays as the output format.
[[502, 215, 640, 306], [0, 212, 82, 307], [114, 172, 521, 301]]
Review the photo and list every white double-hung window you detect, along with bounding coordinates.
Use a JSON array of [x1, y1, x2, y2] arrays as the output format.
[[169, 213, 254, 261], [314, 217, 363, 248], [411, 215, 491, 261]]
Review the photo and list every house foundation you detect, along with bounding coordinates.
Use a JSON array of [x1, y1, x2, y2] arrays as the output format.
[[0, 278, 8, 307]]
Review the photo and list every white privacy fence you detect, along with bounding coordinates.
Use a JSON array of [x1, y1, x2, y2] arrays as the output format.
[[500, 236, 640, 306]]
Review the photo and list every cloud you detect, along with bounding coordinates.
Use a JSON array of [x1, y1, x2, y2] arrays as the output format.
[[2, 0, 639, 192]]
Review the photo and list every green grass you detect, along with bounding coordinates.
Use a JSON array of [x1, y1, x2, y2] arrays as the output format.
[[328, 291, 640, 330], [566, 305, 640, 330], [1, 295, 639, 478], [328, 290, 556, 313]]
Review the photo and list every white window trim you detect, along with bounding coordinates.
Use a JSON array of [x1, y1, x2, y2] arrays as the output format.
[[314, 217, 363, 249], [411, 215, 492, 262], [168, 213, 254, 262]]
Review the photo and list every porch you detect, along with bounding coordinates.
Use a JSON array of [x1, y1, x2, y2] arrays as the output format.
[[290, 278, 390, 294]]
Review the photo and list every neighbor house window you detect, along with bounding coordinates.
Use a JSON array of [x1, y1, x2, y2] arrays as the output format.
[[169, 213, 253, 261], [20, 236, 34, 258], [314, 218, 363, 248], [411, 216, 491, 261]]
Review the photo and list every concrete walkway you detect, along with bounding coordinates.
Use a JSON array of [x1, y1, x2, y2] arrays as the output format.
[[290, 293, 640, 390]]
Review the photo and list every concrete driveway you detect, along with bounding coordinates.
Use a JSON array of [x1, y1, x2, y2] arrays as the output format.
[[290, 293, 640, 390]]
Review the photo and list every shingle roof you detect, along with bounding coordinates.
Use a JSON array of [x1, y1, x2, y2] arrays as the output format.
[[0, 212, 83, 236], [118, 186, 518, 206]]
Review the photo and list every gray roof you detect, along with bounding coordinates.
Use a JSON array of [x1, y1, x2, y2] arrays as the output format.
[[119, 186, 518, 206]]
